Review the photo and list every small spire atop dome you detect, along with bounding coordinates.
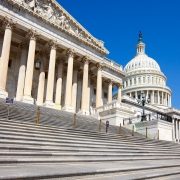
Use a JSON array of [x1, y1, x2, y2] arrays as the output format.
[[137, 31, 145, 55]]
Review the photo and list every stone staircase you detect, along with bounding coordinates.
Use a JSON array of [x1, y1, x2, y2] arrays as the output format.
[[0, 99, 180, 179]]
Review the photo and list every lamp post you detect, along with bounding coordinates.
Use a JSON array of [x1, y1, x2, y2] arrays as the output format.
[[138, 92, 150, 122]]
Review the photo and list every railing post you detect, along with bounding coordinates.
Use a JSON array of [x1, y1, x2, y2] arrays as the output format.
[[146, 127, 148, 138], [99, 119, 102, 132], [73, 113, 77, 128], [36, 106, 40, 125], [132, 125, 134, 136], [157, 129, 159, 140]]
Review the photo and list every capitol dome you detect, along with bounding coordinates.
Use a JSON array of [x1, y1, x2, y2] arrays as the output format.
[[124, 53, 161, 73], [122, 32, 172, 108]]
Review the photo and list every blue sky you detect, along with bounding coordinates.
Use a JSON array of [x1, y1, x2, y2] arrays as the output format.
[[58, 0, 180, 109]]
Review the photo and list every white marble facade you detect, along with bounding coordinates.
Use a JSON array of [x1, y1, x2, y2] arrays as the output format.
[[0, 0, 123, 115]]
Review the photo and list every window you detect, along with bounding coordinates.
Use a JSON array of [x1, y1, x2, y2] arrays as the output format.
[[94, 88, 96, 95], [104, 92, 107, 98], [8, 59, 12, 68]]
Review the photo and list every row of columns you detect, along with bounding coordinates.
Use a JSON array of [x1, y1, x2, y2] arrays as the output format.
[[129, 90, 171, 107], [173, 118, 180, 142], [0, 19, 122, 114]]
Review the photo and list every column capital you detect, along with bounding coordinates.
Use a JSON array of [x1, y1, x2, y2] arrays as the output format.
[[82, 56, 90, 64], [66, 48, 75, 58], [96, 63, 103, 70], [3, 17, 15, 30], [117, 83, 123, 88], [107, 79, 113, 85], [26, 29, 38, 41], [49, 40, 58, 50]]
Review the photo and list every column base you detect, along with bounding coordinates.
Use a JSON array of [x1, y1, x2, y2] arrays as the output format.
[[44, 100, 55, 108], [22, 96, 34, 104], [62, 105, 75, 113], [54, 104, 62, 110], [0, 90, 8, 98]]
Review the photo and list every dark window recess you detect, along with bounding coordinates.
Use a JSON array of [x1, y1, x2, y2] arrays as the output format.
[[104, 92, 107, 98], [8, 59, 12, 68], [45, 72, 48, 79], [94, 88, 96, 95]]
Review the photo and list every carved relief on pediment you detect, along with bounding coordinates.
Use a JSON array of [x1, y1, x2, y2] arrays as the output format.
[[13, 0, 104, 52]]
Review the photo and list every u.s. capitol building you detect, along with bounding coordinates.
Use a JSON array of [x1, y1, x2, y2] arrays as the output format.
[[0, 0, 180, 142]]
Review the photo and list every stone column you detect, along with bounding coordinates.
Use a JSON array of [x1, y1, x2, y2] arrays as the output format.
[[96, 64, 102, 108], [176, 119, 178, 142], [169, 95, 172, 107], [71, 68, 78, 112], [167, 94, 169, 107], [16, 44, 28, 101], [178, 121, 180, 142], [23, 31, 37, 103], [146, 90, 149, 100], [135, 91, 138, 99], [36, 58, 45, 106], [0, 19, 13, 97], [55, 61, 63, 109], [165, 93, 167, 106], [172, 118, 175, 141], [108, 81, 113, 103], [45, 43, 57, 106], [81, 57, 90, 114], [157, 91, 160, 104], [117, 84, 122, 102], [64, 49, 74, 111]]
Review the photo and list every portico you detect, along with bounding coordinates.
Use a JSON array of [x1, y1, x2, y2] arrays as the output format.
[[0, 0, 124, 115]]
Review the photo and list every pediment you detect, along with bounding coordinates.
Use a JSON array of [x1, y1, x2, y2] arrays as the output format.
[[12, 0, 108, 54]]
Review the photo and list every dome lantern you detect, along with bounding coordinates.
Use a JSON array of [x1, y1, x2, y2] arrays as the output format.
[[137, 31, 145, 55]]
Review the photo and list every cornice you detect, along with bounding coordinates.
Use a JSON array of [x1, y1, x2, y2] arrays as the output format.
[[3, 0, 108, 55]]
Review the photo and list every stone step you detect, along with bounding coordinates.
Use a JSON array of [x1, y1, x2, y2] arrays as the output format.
[[1, 151, 180, 157], [0, 160, 180, 179], [60, 166, 180, 180], [0, 124, 179, 148], [1, 144, 180, 154], [0, 143, 180, 155], [1, 134, 180, 153], [0, 119, 160, 145], [1, 139, 180, 154], [0, 118, 176, 147], [0, 155, 180, 164]]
